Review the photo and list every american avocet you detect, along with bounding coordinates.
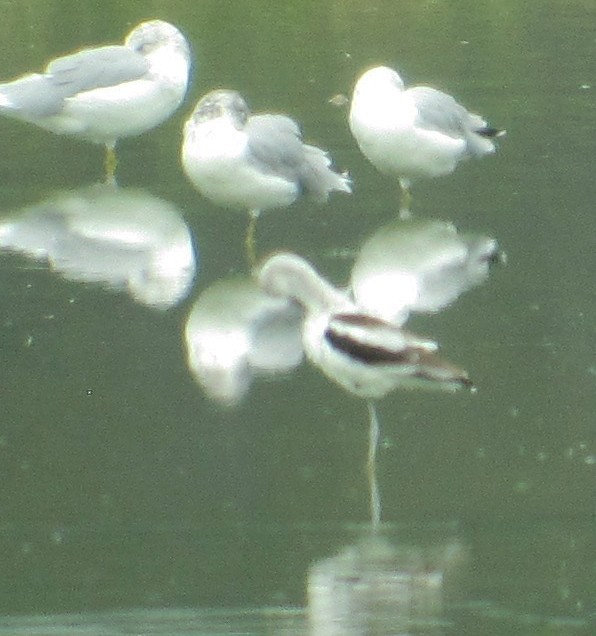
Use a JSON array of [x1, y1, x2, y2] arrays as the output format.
[[256, 251, 472, 527], [181, 90, 351, 264], [256, 252, 472, 398], [0, 20, 191, 179], [349, 65, 504, 215]]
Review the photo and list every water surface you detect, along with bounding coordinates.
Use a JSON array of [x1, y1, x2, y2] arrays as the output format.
[[0, 1, 594, 634]]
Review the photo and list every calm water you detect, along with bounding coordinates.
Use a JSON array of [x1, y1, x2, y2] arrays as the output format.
[[0, 1, 594, 634]]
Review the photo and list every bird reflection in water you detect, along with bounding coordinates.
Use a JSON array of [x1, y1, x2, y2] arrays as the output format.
[[0, 183, 197, 309], [351, 217, 501, 325], [184, 277, 303, 405], [185, 216, 500, 529], [308, 533, 468, 635]]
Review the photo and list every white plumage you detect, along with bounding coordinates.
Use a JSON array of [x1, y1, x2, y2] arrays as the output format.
[[0, 20, 191, 154], [349, 65, 504, 210], [256, 252, 472, 398], [182, 89, 351, 216]]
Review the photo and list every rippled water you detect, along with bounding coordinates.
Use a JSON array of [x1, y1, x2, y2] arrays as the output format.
[[0, 1, 594, 634]]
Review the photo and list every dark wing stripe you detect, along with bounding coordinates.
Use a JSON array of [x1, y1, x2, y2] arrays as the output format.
[[413, 368, 473, 388], [333, 312, 387, 327], [324, 327, 413, 365]]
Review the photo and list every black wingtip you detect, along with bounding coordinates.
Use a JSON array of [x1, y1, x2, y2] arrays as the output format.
[[477, 126, 506, 139]]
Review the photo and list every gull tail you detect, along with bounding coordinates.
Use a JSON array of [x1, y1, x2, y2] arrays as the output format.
[[301, 144, 352, 202], [0, 74, 61, 119]]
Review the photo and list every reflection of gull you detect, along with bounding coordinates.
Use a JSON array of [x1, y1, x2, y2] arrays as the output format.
[[257, 252, 471, 398], [0, 20, 191, 177], [181, 89, 351, 263], [185, 278, 303, 405], [0, 184, 196, 308], [351, 218, 500, 324], [349, 66, 504, 213]]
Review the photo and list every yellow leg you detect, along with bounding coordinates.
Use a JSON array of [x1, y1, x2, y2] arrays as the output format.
[[399, 181, 412, 219], [104, 145, 118, 184], [245, 211, 259, 267]]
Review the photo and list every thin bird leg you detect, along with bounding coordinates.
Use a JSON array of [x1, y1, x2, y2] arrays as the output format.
[[366, 400, 382, 531], [104, 143, 118, 184], [398, 178, 413, 219], [245, 209, 260, 267]]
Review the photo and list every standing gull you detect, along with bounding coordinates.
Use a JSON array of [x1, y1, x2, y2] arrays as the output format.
[[349, 65, 504, 215], [181, 89, 351, 264], [0, 20, 191, 179]]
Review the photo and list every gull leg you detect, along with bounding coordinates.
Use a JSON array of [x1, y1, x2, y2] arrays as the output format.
[[245, 209, 260, 267], [366, 400, 382, 531], [104, 143, 118, 184], [398, 178, 412, 219]]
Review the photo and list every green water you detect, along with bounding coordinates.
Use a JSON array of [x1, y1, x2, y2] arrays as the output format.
[[0, 1, 594, 634]]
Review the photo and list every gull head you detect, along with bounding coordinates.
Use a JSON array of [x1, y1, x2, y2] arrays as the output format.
[[125, 20, 190, 62], [353, 65, 406, 97], [188, 89, 249, 129]]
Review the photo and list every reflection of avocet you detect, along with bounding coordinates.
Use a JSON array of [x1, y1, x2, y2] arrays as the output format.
[[184, 277, 303, 406], [0, 184, 197, 308], [308, 534, 467, 635]]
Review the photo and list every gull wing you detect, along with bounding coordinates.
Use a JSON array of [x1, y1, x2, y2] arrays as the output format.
[[408, 86, 482, 137], [46, 45, 150, 96], [0, 45, 149, 119], [245, 113, 306, 181]]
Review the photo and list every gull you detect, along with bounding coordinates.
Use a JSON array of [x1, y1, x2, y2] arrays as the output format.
[[349, 65, 504, 215], [0, 20, 191, 179], [181, 89, 351, 264], [256, 252, 472, 527]]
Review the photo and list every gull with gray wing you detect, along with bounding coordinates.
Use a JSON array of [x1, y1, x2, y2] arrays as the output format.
[[349, 65, 504, 214], [0, 20, 191, 178], [181, 90, 351, 263]]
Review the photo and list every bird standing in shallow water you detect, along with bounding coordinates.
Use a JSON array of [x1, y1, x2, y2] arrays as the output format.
[[0, 20, 191, 181], [181, 90, 351, 265], [349, 65, 504, 216], [256, 252, 472, 398], [256, 251, 473, 528]]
